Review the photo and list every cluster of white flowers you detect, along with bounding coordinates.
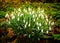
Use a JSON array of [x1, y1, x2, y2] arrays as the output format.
[[6, 6, 54, 34]]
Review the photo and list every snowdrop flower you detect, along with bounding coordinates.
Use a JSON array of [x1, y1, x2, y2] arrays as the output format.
[[23, 20, 25, 23], [18, 8, 21, 11], [33, 19, 35, 22], [17, 18, 19, 21], [23, 8, 27, 13], [8, 21, 10, 24], [33, 15, 34, 18], [12, 15, 15, 19], [36, 22, 39, 25], [46, 18, 48, 22], [20, 14, 23, 16], [11, 13, 14, 17], [28, 7, 31, 11], [49, 27, 51, 30], [5, 13, 9, 18], [39, 14, 41, 17], [38, 7, 40, 11], [18, 12, 20, 16], [51, 22, 54, 25], [24, 34, 27, 36], [41, 9, 44, 13], [45, 15, 48, 19], [32, 11, 35, 14], [29, 34, 30, 38], [46, 30, 49, 34], [41, 29, 43, 32], [28, 23, 30, 27], [41, 14, 44, 19], [29, 12, 32, 15], [38, 27, 39, 30], [26, 22, 28, 25], [39, 23, 41, 26], [25, 24, 27, 28]]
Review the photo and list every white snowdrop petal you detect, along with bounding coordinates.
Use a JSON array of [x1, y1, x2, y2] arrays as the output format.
[[28, 8, 31, 11], [38, 27, 39, 30], [25, 25, 27, 28], [41, 29, 43, 32], [28, 23, 30, 27], [39, 14, 41, 17], [12, 16, 15, 19], [51, 22, 54, 25], [5, 13, 9, 18], [29, 34, 30, 38], [8, 21, 10, 24], [49, 27, 51, 30], [41, 10, 44, 13], [33, 19, 35, 21], [17, 18, 19, 21], [36, 22, 38, 25], [46, 30, 49, 34], [39, 23, 41, 26], [33, 15, 34, 18], [46, 18, 48, 22]]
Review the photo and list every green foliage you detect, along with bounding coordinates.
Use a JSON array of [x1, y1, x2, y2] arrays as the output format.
[[0, 11, 6, 18], [53, 34, 60, 40], [5, 4, 52, 40]]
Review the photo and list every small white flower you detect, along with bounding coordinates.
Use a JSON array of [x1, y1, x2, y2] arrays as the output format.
[[29, 34, 30, 38], [8, 21, 10, 24], [17, 18, 19, 21], [39, 14, 41, 17], [41, 9, 44, 13], [28, 8, 31, 11], [51, 22, 54, 25], [41, 14, 44, 19], [46, 30, 49, 34], [29, 12, 32, 15], [46, 18, 48, 22], [24, 34, 27, 36], [49, 27, 51, 30], [23, 9, 27, 13], [36, 22, 39, 25], [28, 23, 30, 27], [38, 27, 39, 30], [39, 23, 41, 26], [20, 14, 23, 16], [33, 15, 34, 18], [38, 7, 40, 11], [23, 20, 25, 23], [25, 24, 27, 28], [5, 13, 9, 18], [11, 12, 14, 17], [41, 29, 43, 32], [33, 19, 35, 22], [18, 8, 21, 11], [18, 12, 20, 16], [32, 11, 35, 14], [45, 15, 48, 19], [12, 16, 15, 19]]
